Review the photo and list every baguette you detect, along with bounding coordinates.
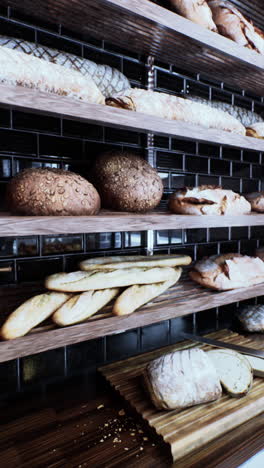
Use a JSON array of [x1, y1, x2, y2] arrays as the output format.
[[80, 254, 192, 271], [0, 45, 104, 104], [53, 288, 120, 326], [1, 292, 71, 340], [113, 269, 181, 316], [45, 267, 178, 292]]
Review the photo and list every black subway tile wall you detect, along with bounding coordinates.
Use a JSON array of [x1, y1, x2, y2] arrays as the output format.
[[0, 6, 263, 398]]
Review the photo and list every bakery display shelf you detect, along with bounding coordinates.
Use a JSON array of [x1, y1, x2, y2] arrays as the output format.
[[1, 84, 264, 152], [2, 211, 264, 236], [1, 276, 264, 363], [3, 0, 264, 95]]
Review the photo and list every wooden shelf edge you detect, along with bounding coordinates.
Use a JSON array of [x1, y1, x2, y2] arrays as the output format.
[[1, 211, 264, 236], [0, 84, 264, 152], [0, 280, 263, 363]]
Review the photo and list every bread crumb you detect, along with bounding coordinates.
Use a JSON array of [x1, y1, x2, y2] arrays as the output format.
[[97, 404, 104, 410], [124, 448, 129, 451], [100, 439, 104, 443], [140, 447, 144, 451], [130, 433, 135, 436], [138, 430, 143, 434], [118, 409, 125, 416], [143, 437, 148, 441], [104, 423, 109, 427]]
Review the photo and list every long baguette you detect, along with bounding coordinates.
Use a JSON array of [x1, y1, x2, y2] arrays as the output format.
[[113, 268, 181, 316], [1, 292, 71, 340], [53, 288, 120, 326], [80, 254, 191, 271], [45, 267, 178, 292], [0, 45, 104, 104]]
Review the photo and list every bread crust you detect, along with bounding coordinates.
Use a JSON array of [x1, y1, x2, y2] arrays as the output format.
[[80, 254, 192, 271], [1, 292, 71, 340], [113, 268, 181, 316], [106, 89, 246, 135], [245, 192, 264, 212], [7, 168, 101, 216], [246, 123, 264, 139], [237, 305, 264, 333]]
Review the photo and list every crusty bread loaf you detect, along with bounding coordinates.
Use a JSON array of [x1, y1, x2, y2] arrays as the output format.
[[1, 292, 71, 340], [143, 348, 222, 410], [169, 185, 251, 215], [246, 123, 264, 139], [169, 0, 217, 31], [45, 267, 178, 292], [245, 192, 264, 213], [113, 268, 181, 316], [106, 88, 246, 135], [207, 349, 253, 397], [237, 305, 264, 333], [53, 288, 120, 326], [208, 1, 264, 54], [190, 253, 264, 290], [0, 45, 104, 103], [6, 168, 101, 216], [80, 254, 192, 271], [90, 151, 163, 212]]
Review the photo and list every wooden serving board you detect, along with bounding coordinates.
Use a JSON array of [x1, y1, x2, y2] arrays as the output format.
[[100, 329, 264, 463]]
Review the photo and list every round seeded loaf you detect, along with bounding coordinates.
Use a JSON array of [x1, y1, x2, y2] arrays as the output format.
[[90, 151, 163, 212], [6, 168, 101, 216]]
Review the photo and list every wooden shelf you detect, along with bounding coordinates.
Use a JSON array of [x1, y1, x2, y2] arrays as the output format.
[[1, 84, 264, 152], [1, 276, 264, 363], [2, 211, 264, 236], [3, 0, 264, 95]]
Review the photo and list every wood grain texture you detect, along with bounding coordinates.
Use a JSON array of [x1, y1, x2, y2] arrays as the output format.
[[1, 277, 264, 363], [100, 329, 264, 463], [1, 1, 264, 95], [2, 211, 264, 236], [0, 83, 264, 152]]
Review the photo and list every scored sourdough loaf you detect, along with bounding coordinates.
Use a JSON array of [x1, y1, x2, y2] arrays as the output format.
[[189, 253, 264, 290], [1, 292, 71, 340], [169, 185, 251, 215], [0, 45, 104, 103], [90, 151, 163, 212], [53, 288, 120, 326], [169, 0, 217, 31], [143, 348, 222, 410], [236, 305, 264, 333], [80, 254, 192, 271], [113, 268, 181, 316], [45, 266, 178, 292], [207, 349, 253, 397], [6, 168, 101, 216], [106, 88, 246, 135], [244, 192, 264, 213]]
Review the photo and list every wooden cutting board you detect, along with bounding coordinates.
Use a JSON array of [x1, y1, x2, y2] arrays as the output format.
[[100, 329, 264, 463]]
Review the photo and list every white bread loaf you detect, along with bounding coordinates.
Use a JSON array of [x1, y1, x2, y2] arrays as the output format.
[[106, 88, 246, 135], [169, 0, 217, 31], [45, 267, 178, 292], [1, 292, 71, 340], [53, 288, 120, 326], [0, 45, 104, 104], [80, 254, 192, 271]]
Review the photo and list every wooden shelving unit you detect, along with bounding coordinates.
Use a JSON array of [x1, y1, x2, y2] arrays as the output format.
[[1, 84, 264, 152], [2, 211, 264, 236], [3, 0, 264, 94], [1, 276, 264, 363]]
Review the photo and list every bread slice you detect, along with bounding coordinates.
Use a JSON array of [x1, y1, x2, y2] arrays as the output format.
[[113, 268, 181, 316], [244, 355, 264, 378], [53, 288, 120, 326], [45, 267, 178, 292], [79, 254, 192, 271], [207, 349, 253, 397], [1, 292, 71, 340]]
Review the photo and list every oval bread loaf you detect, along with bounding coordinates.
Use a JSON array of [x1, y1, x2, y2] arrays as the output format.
[[80, 254, 192, 271], [6, 168, 101, 216], [245, 192, 264, 213], [53, 288, 120, 326], [236, 304, 264, 333], [1, 292, 71, 340], [45, 267, 178, 292], [90, 151, 163, 212]]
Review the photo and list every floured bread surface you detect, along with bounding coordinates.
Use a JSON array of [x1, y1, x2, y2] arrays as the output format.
[[246, 123, 264, 139], [144, 348, 222, 410], [190, 253, 264, 290], [45, 267, 178, 292], [237, 304, 264, 333], [169, 185, 251, 215], [0, 45, 104, 104], [80, 254, 192, 271], [169, 0, 217, 31], [207, 349, 253, 397], [245, 192, 264, 213], [106, 88, 245, 135]]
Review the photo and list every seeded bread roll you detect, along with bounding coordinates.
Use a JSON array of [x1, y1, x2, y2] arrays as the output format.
[[6, 168, 101, 216], [1, 292, 71, 340], [169, 0, 217, 31], [90, 151, 163, 212], [80, 254, 192, 271]]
